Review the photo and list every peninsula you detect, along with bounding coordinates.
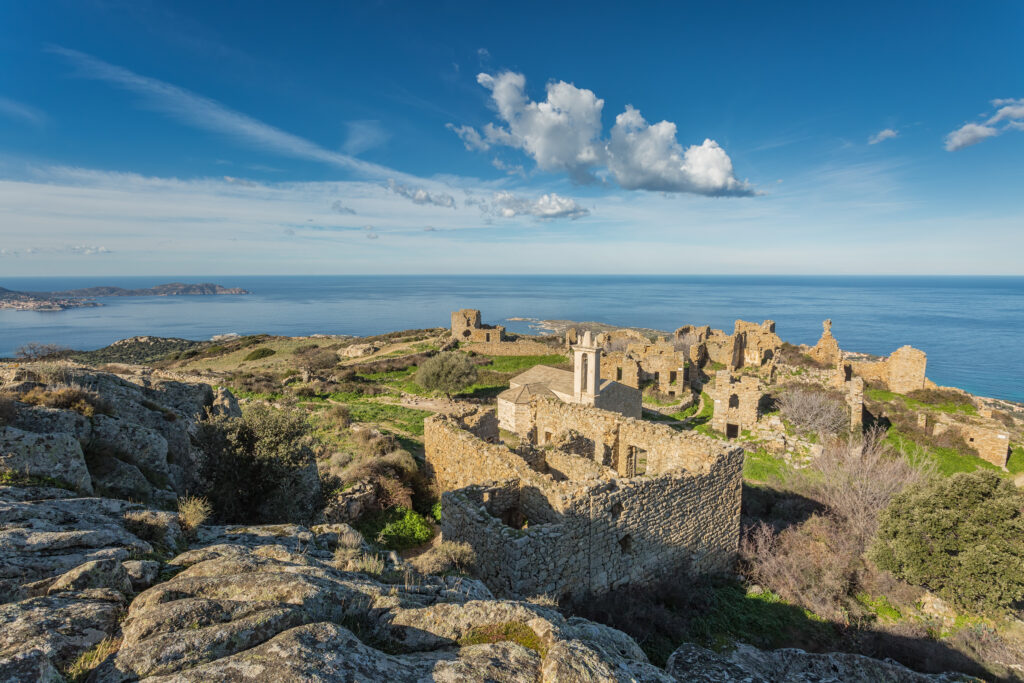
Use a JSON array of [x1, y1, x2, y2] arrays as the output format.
[[0, 282, 250, 311]]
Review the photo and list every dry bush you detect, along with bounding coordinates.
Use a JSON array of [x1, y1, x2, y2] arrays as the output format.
[[351, 430, 398, 458], [0, 393, 17, 425], [777, 385, 849, 435], [63, 636, 121, 681], [336, 525, 364, 550], [177, 495, 212, 533], [797, 428, 932, 547], [742, 515, 860, 619], [605, 336, 632, 353], [526, 593, 559, 607], [15, 342, 70, 361], [340, 449, 418, 511], [333, 547, 385, 575], [20, 385, 115, 417], [410, 541, 476, 575], [122, 510, 170, 546], [324, 404, 350, 428]]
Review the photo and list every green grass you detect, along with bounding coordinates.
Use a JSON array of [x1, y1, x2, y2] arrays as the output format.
[[643, 393, 679, 407], [1007, 446, 1024, 475], [356, 506, 434, 550], [743, 449, 790, 482], [669, 404, 699, 421], [854, 592, 902, 622], [0, 469, 76, 491], [684, 581, 834, 656], [885, 429, 999, 476], [479, 353, 569, 373], [866, 388, 977, 416], [347, 402, 432, 435], [458, 622, 547, 657]]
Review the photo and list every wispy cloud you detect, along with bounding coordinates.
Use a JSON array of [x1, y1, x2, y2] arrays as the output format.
[[868, 128, 898, 145], [945, 97, 1024, 151], [48, 46, 410, 181], [0, 244, 111, 257], [467, 191, 589, 220], [0, 97, 46, 126], [387, 179, 456, 208], [342, 119, 390, 155]]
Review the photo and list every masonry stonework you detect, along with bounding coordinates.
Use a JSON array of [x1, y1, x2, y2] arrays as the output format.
[[424, 404, 743, 600]]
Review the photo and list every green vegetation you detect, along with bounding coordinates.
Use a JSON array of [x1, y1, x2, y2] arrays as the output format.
[[356, 506, 434, 550], [0, 470, 76, 491], [430, 500, 442, 522], [854, 592, 902, 622], [63, 636, 121, 682], [243, 347, 276, 361], [415, 351, 479, 398], [480, 353, 569, 373], [871, 470, 1024, 615], [743, 449, 791, 482], [1008, 445, 1024, 474], [884, 429, 998, 476], [458, 622, 547, 657], [347, 403, 431, 436], [867, 387, 977, 415]]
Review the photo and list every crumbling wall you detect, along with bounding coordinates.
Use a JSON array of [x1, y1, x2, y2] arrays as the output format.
[[848, 345, 928, 394], [462, 338, 559, 356], [708, 370, 761, 436], [808, 319, 842, 367]]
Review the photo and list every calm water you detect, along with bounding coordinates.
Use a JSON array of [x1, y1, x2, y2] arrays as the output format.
[[1, 275, 1022, 401]]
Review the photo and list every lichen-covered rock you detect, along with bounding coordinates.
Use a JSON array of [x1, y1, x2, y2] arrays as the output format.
[[89, 414, 170, 480], [321, 480, 377, 523], [209, 387, 241, 418], [47, 559, 133, 597], [0, 648, 64, 683], [87, 453, 157, 503], [0, 426, 93, 494], [123, 560, 161, 592], [10, 405, 91, 445], [664, 642, 968, 682]]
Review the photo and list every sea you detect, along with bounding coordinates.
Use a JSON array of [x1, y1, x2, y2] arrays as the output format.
[[1, 275, 1022, 402]]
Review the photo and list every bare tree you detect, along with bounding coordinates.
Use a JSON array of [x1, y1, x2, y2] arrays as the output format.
[[777, 385, 849, 435], [14, 342, 70, 362]]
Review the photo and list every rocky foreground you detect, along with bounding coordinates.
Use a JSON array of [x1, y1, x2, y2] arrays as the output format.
[[0, 365, 971, 681]]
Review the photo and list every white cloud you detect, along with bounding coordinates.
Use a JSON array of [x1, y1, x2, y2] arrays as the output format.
[[446, 123, 490, 151], [342, 119, 390, 155], [0, 97, 46, 126], [49, 46, 410, 181], [0, 244, 111, 257], [447, 71, 753, 196], [331, 200, 356, 215], [944, 122, 999, 151], [470, 191, 589, 219], [386, 179, 456, 208], [944, 97, 1023, 151], [868, 128, 899, 145], [607, 106, 754, 196]]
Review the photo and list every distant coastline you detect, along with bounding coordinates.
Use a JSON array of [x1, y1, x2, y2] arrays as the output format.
[[0, 282, 249, 311]]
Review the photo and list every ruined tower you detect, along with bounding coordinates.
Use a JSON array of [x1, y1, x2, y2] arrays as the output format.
[[573, 331, 601, 405]]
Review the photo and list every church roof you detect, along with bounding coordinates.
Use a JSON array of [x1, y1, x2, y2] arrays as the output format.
[[507, 364, 574, 396], [497, 382, 557, 405]]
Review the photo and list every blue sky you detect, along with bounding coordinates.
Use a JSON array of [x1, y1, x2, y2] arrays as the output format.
[[0, 1, 1021, 275]]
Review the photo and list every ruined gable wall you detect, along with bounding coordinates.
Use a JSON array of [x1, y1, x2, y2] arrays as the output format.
[[809, 320, 842, 366], [594, 382, 642, 419], [848, 345, 927, 394], [441, 451, 743, 599]]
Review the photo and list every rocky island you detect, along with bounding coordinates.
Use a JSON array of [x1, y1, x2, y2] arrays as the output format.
[[1, 311, 1022, 681], [0, 283, 250, 312]]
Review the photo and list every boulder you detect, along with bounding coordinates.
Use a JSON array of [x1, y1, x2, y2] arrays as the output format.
[[209, 387, 242, 418], [47, 559, 133, 597], [87, 454, 156, 504], [89, 414, 170, 481], [123, 560, 161, 592], [10, 405, 91, 444], [0, 426, 93, 494], [0, 648, 64, 683]]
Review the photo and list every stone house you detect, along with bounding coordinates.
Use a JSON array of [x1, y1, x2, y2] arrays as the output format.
[[707, 370, 762, 438], [497, 332, 640, 435], [424, 401, 743, 600]]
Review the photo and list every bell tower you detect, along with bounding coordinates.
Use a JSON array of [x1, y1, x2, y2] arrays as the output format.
[[573, 331, 601, 404]]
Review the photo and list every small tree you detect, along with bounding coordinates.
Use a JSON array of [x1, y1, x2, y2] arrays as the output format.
[[415, 352, 478, 398], [295, 348, 338, 382], [15, 342, 70, 361], [870, 470, 1024, 615]]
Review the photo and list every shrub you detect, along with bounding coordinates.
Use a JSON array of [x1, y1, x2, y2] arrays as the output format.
[[410, 540, 476, 575], [20, 385, 115, 417], [295, 348, 338, 380], [177, 495, 212, 533], [324, 404, 351, 428], [122, 510, 170, 546], [243, 347, 276, 361], [870, 471, 1024, 615], [15, 342, 70, 361], [777, 385, 848, 435], [196, 404, 320, 524], [415, 351, 478, 398], [356, 506, 433, 550]]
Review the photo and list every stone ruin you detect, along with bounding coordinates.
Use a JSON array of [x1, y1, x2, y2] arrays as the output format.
[[450, 309, 557, 356], [707, 370, 762, 439], [424, 401, 743, 600]]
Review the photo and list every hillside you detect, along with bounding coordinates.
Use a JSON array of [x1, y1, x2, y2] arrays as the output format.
[[0, 282, 249, 311]]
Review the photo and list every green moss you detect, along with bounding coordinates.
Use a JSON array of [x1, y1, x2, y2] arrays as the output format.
[[458, 622, 547, 657]]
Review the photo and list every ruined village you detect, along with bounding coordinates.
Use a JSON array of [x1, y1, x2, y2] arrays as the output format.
[[1, 310, 1023, 681]]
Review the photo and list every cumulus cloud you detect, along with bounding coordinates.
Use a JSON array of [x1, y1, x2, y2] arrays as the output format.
[[945, 98, 1023, 151], [447, 71, 753, 196], [331, 200, 356, 215], [470, 191, 589, 219], [387, 179, 456, 208], [868, 128, 899, 145]]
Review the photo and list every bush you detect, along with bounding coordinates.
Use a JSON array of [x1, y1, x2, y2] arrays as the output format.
[[294, 348, 338, 380], [870, 471, 1024, 615], [15, 342, 70, 361], [122, 510, 171, 547], [196, 404, 320, 524], [410, 540, 476, 575], [458, 622, 546, 657], [356, 506, 434, 550], [243, 347, 276, 361], [777, 385, 848, 435], [20, 385, 115, 417], [177, 495, 212, 533], [415, 351, 478, 397]]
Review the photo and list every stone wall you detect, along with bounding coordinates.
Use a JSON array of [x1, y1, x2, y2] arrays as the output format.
[[462, 339, 561, 356], [848, 345, 928, 394], [707, 370, 761, 436], [426, 404, 743, 599], [808, 319, 841, 366]]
